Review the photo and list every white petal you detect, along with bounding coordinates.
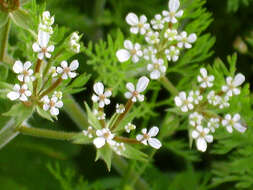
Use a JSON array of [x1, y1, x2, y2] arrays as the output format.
[[226, 126, 233, 133], [56, 101, 63, 108], [150, 70, 160, 79], [234, 123, 246, 133], [126, 13, 139, 26], [93, 82, 104, 95], [68, 72, 77, 78], [61, 61, 68, 68], [47, 45, 55, 52], [13, 61, 23, 73], [136, 134, 143, 141], [175, 9, 183, 17], [104, 90, 112, 97], [192, 130, 199, 139], [124, 92, 132, 99], [93, 137, 105, 148], [19, 94, 28, 101], [104, 98, 110, 105], [124, 40, 133, 50], [196, 138, 207, 152], [148, 126, 159, 137], [69, 60, 79, 71], [43, 104, 50, 111], [200, 68, 207, 77], [38, 30, 50, 48], [92, 95, 99, 102], [56, 67, 63, 74], [23, 61, 32, 70], [137, 94, 144, 102], [130, 27, 139, 34], [169, 0, 180, 12], [98, 101, 105, 108], [233, 114, 240, 122], [188, 33, 197, 43], [24, 90, 32, 97], [148, 138, 162, 149], [7, 91, 20, 100], [50, 107, 59, 116], [233, 73, 245, 87], [116, 49, 131, 62], [205, 135, 213, 143], [126, 82, 135, 92], [32, 43, 41, 52], [136, 76, 149, 92], [45, 52, 51, 58]]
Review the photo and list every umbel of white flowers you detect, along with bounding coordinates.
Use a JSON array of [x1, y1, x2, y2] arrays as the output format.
[[174, 67, 246, 152], [116, 0, 197, 81]]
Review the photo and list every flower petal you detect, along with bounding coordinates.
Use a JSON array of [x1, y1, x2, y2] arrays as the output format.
[[136, 76, 149, 92], [7, 91, 20, 100], [169, 0, 180, 12], [116, 49, 131, 62], [13, 61, 23, 73], [93, 137, 105, 148], [38, 30, 50, 48], [233, 73, 245, 87], [93, 82, 104, 95], [148, 138, 162, 149], [196, 137, 207, 152], [126, 13, 139, 26], [148, 126, 159, 137], [69, 60, 79, 71]]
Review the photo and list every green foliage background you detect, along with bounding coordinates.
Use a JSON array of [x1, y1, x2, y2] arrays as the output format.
[[1, 0, 253, 189]]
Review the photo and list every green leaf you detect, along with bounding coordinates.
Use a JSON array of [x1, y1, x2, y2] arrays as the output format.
[[71, 133, 92, 144], [84, 102, 101, 129], [227, 53, 237, 76], [0, 64, 9, 81], [3, 103, 34, 124], [0, 118, 19, 149], [95, 144, 113, 171], [118, 144, 148, 162], [0, 12, 8, 28], [9, 8, 33, 31], [69, 73, 91, 88], [36, 106, 54, 122]]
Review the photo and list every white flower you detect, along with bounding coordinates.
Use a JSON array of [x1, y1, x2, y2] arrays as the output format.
[[70, 32, 80, 41], [93, 109, 106, 120], [192, 125, 213, 152], [151, 14, 164, 30], [125, 13, 150, 34], [177, 32, 197, 49], [93, 128, 115, 148], [222, 114, 246, 133], [125, 123, 136, 133], [38, 23, 53, 34], [189, 90, 203, 104], [162, 0, 183, 23], [147, 58, 166, 80], [174, 91, 194, 112], [189, 112, 203, 126], [116, 40, 143, 63], [113, 142, 126, 155], [124, 76, 149, 102], [208, 118, 220, 133], [56, 60, 79, 80], [91, 82, 112, 108], [83, 126, 94, 138], [13, 61, 34, 82], [33, 30, 54, 60], [197, 68, 214, 88], [42, 11, 54, 26], [70, 40, 80, 53], [165, 46, 180, 62], [136, 126, 162, 149], [143, 46, 157, 61], [42, 95, 63, 116], [222, 73, 245, 97], [145, 31, 160, 44], [116, 104, 125, 114], [164, 29, 178, 41], [219, 96, 230, 109], [7, 84, 31, 102], [207, 91, 221, 106], [53, 91, 63, 99], [49, 66, 58, 77]]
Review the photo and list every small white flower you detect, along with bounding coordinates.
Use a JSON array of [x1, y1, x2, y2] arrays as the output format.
[[116, 40, 143, 63], [70, 40, 80, 53], [38, 23, 53, 34], [116, 104, 125, 114], [165, 46, 180, 62], [189, 112, 203, 126], [147, 58, 166, 80], [145, 31, 160, 44], [164, 29, 178, 41], [49, 66, 58, 77], [42, 11, 54, 26], [207, 91, 221, 106], [208, 118, 220, 133], [222, 73, 245, 97], [192, 125, 213, 152], [125, 13, 150, 35], [197, 68, 214, 88], [113, 142, 126, 155], [162, 0, 183, 23], [124, 76, 149, 102], [174, 91, 194, 112], [42, 95, 63, 116], [70, 32, 80, 41], [177, 32, 197, 49], [56, 60, 79, 80], [143, 46, 157, 61], [219, 96, 230, 109], [7, 84, 32, 102], [53, 91, 63, 100], [92, 82, 112, 108], [13, 61, 34, 83], [33, 30, 55, 60], [93, 109, 106, 120], [93, 128, 115, 148], [125, 123, 136, 133], [189, 90, 203, 104], [83, 126, 94, 138], [222, 114, 246, 133], [151, 14, 164, 30], [136, 126, 162, 149]]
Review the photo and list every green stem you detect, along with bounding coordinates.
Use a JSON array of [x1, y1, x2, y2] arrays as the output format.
[[0, 118, 19, 149], [0, 17, 11, 62], [160, 76, 178, 96], [17, 125, 80, 141]]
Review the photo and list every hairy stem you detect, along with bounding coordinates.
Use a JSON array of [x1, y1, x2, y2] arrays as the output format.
[[17, 125, 80, 141], [114, 136, 140, 144], [39, 77, 62, 98], [160, 76, 178, 96], [33, 59, 42, 95], [0, 18, 11, 62]]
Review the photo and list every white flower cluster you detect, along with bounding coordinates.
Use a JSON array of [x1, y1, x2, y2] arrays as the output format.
[[174, 68, 246, 152], [116, 0, 197, 80], [69, 32, 81, 53], [83, 76, 161, 155], [7, 11, 80, 117]]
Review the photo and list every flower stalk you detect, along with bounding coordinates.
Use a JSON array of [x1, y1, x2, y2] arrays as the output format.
[[0, 18, 11, 62], [160, 76, 178, 95]]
